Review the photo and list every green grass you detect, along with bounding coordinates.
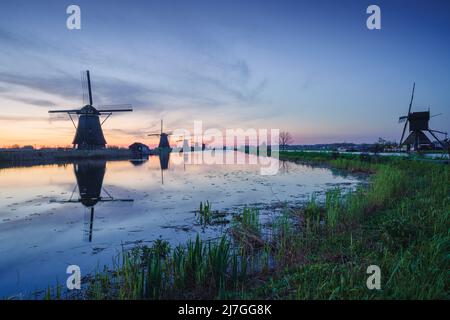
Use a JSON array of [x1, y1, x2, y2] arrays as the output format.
[[230, 207, 264, 252], [196, 201, 229, 226], [243, 152, 449, 299], [44, 151, 449, 300]]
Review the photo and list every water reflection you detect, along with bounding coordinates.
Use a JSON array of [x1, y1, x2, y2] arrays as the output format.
[[52, 160, 134, 242], [130, 153, 170, 184], [75, 161, 106, 208], [159, 152, 170, 184], [0, 151, 365, 297], [159, 152, 170, 170], [129, 159, 148, 166]]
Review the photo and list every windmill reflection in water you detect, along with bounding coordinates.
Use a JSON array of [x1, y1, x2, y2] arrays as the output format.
[[51, 160, 133, 242], [130, 152, 170, 185]]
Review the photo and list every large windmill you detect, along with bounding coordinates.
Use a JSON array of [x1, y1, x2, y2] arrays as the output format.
[[398, 83, 447, 151], [148, 119, 173, 152], [49, 71, 133, 150]]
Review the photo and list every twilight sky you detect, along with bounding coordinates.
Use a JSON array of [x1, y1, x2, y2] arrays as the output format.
[[0, 0, 449, 147]]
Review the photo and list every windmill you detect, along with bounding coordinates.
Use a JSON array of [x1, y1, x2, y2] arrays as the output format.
[[50, 161, 133, 242], [398, 83, 448, 151], [49, 71, 133, 150], [148, 119, 173, 152]]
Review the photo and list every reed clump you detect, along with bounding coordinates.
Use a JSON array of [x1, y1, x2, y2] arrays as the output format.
[[196, 201, 229, 226], [230, 207, 264, 251]]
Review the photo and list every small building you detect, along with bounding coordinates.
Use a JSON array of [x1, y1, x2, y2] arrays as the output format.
[[129, 142, 151, 157]]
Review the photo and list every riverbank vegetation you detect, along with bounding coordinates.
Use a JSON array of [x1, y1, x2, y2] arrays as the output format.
[[47, 152, 449, 300]]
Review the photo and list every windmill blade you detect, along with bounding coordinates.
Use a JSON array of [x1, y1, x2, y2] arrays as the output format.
[[49, 199, 81, 204], [400, 82, 415, 145], [50, 198, 134, 204], [148, 133, 161, 137], [98, 104, 133, 110], [400, 120, 408, 145], [48, 109, 80, 114], [407, 82, 415, 115], [430, 113, 443, 118], [100, 199, 134, 203], [98, 108, 133, 113], [86, 70, 93, 105], [147, 119, 164, 135], [81, 71, 88, 105], [398, 116, 408, 123]]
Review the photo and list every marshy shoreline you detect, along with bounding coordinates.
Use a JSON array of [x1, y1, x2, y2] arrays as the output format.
[[27, 152, 450, 300]]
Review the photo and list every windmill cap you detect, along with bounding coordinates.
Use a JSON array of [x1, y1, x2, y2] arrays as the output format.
[[409, 111, 430, 120], [80, 105, 100, 115]]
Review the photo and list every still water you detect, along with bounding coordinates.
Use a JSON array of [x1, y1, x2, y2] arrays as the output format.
[[0, 151, 364, 298]]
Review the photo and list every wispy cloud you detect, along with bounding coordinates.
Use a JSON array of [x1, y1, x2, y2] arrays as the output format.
[[0, 72, 81, 102], [0, 115, 48, 122], [2, 95, 56, 108], [0, 23, 270, 116]]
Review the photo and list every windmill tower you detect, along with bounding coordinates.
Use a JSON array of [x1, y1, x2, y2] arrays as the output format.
[[49, 71, 133, 150], [148, 119, 173, 152], [399, 83, 447, 151]]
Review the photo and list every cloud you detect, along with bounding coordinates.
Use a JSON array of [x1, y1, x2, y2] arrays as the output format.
[[0, 70, 237, 112], [105, 128, 150, 138], [181, 65, 267, 106], [0, 28, 39, 51], [0, 24, 272, 137], [0, 72, 156, 110], [0, 72, 81, 101], [0, 115, 48, 122], [2, 95, 55, 107]]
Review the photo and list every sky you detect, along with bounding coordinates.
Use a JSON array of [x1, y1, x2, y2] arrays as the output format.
[[0, 0, 449, 147]]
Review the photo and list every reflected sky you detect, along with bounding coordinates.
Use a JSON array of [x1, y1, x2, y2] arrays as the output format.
[[0, 152, 364, 297]]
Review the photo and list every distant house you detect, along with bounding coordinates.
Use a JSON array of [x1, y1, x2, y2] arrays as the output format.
[[129, 142, 151, 157]]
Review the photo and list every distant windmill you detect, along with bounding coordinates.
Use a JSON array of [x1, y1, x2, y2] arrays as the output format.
[[148, 119, 173, 152], [398, 83, 447, 151], [49, 70, 133, 150]]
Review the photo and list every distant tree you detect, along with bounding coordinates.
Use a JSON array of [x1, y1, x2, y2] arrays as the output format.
[[279, 131, 293, 151], [375, 137, 397, 152], [371, 137, 396, 154]]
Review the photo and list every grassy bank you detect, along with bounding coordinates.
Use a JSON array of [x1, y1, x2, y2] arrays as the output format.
[[47, 152, 449, 300]]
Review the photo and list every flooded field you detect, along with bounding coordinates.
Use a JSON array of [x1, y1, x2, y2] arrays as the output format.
[[0, 151, 365, 298]]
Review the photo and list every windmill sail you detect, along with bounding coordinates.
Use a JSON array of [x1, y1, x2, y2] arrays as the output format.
[[400, 83, 415, 145], [147, 119, 172, 150], [48, 71, 133, 149], [398, 83, 448, 152]]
